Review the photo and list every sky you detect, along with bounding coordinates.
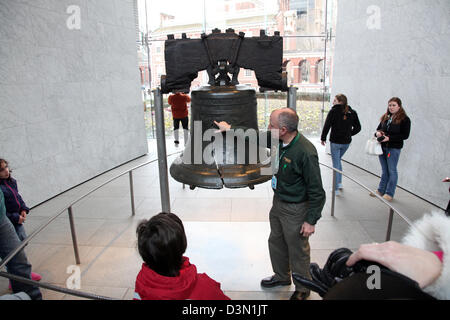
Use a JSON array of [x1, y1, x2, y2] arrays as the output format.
[[137, 0, 279, 32]]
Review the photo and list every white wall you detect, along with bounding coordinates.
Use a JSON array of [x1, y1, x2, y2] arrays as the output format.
[[0, 0, 148, 206], [331, 0, 450, 208]]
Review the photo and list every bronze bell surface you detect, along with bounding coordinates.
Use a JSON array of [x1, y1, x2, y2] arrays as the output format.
[[170, 85, 272, 189]]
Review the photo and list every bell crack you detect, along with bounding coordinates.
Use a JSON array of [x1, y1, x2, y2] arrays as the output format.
[[212, 149, 225, 187]]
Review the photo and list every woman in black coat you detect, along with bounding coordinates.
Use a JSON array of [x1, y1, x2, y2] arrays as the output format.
[[372, 97, 411, 201], [321, 94, 361, 194]]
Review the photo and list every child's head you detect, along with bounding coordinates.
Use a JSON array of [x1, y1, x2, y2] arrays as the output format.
[[136, 212, 187, 277], [0, 159, 11, 179]]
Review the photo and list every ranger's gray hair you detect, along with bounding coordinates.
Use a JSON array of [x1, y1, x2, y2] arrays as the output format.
[[278, 108, 299, 133]]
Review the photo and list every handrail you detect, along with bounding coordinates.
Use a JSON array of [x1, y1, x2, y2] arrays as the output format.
[[0, 150, 429, 300], [0, 151, 181, 300], [0, 271, 115, 300], [58, 150, 183, 211], [0, 151, 180, 270], [319, 162, 434, 244], [319, 162, 415, 227]]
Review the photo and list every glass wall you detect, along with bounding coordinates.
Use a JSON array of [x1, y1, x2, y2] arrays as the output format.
[[137, 0, 338, 139]]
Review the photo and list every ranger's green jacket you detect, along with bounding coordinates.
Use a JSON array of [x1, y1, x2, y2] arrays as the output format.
[[273, 132, 326, 225]]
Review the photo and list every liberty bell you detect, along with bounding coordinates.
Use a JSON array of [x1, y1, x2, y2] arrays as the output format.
[[161, 29, 288, 189]]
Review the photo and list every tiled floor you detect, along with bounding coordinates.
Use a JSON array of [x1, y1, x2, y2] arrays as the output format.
[[0, 137, 443, 300]]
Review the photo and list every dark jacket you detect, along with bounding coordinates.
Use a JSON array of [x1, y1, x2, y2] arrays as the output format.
[[376, 116, 411, 149], [321, 104, 361, 144], [0, 190, 5, 221], [0, 177, 30, 225]]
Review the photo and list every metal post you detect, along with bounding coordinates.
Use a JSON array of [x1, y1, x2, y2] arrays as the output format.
[[202, 0, 206, 33], [149, 89, 155, 139], [385, 208, 394, 241], [144, 0, 154, 139], [264, 91, 269, 128], [67, 206, 81, 265], [153, 88, 171, 213], [321, 0, 329, 130], [129, 171, 136, 216], [287, 86, 298, 111], [331, 170, 336, 217]]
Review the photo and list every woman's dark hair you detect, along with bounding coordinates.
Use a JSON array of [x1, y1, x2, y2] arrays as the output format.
[[0, 159, 11, 175], [381, 97, 407, 124], [335, 94, 349, 120], [136, 212, 187, 277]]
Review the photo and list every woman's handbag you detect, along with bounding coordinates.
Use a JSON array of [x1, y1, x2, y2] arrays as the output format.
[[365, 137, 383, 155]]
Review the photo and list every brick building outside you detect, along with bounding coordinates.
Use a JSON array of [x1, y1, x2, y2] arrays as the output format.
[[138, 0, 336, 93]]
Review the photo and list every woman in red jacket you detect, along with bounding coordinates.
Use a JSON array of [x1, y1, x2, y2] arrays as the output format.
[[134, 212, 230, 300]]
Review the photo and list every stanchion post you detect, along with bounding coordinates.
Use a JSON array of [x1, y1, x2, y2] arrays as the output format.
[[287, 86, 298, 112], [129, 171, 136, 216], [67, 206, 81, 265], [385, 208, 394, 241], [331, 170, 336, 217], [153, 88, 171, 213]]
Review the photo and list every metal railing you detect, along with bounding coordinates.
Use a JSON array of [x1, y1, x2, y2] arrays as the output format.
[[0, 151, 181, 300], [0, 152, 427, 300], [320, 162, 417, 242]]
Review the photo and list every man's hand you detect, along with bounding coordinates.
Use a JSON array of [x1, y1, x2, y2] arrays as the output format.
[[346, 241, 442, 289], [214, 120, 231, 132], [300, 222, 315, 237], [321, 141, 326, 146]]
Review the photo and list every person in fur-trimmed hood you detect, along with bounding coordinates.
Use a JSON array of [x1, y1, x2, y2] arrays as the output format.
[[347, 211, 449, 300], [401, 211, 449, 299]]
